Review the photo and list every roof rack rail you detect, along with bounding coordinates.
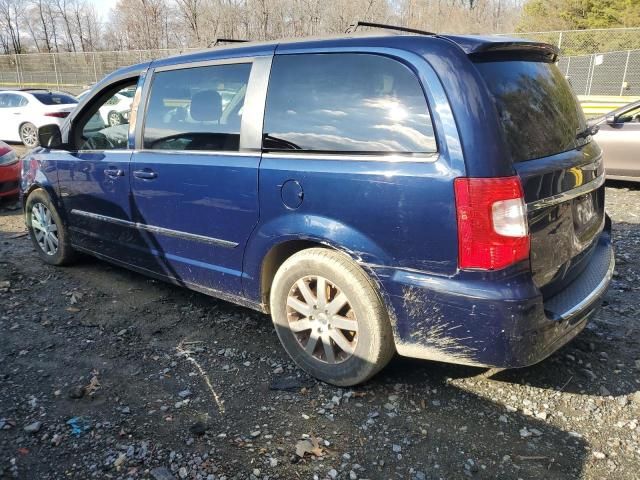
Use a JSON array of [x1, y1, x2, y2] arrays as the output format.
[[345, 21, 436, 36], [207, 38, 249, 48]]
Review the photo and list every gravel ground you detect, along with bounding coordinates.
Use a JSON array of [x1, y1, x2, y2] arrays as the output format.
[[1, 176, 640, 480]]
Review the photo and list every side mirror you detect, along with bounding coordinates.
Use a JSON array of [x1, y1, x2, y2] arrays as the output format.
[[38, 124, 63, 149], [606, 114, 617, 125]]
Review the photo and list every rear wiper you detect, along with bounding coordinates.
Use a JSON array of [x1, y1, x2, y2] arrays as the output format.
[[576, 124, 599, 140]]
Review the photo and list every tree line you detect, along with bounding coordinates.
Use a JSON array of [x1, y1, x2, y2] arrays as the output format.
[[0, 0, 524, 54], [1, 0, 639, 55]]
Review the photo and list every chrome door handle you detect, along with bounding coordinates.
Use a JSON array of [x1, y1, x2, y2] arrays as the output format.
[[104, 167, 125, 177], [133, 169, 158, 180]]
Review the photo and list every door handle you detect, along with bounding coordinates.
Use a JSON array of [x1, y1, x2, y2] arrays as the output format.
[[133, 169, 158, 180], [104, 167, 125, 177]]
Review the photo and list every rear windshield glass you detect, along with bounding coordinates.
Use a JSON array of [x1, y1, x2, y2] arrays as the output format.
[[474, 60, 586, 163], [32, 92, 78, 105]]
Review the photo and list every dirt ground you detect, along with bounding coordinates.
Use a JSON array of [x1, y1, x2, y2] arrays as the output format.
[[1, 158, 640, 479]]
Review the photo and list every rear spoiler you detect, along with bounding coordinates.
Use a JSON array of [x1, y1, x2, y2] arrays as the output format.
[[442, 35, 559, 63]]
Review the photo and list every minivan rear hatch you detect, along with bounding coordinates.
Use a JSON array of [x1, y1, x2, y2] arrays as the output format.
[[473, 54, 606, 298]]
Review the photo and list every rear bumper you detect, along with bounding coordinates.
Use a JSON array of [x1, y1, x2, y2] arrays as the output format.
[[0, 161, 20, 197], [372, 229, 614, 368]]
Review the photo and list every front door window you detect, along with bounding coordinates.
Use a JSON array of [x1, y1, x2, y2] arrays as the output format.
[[77, 84, 136, 150]]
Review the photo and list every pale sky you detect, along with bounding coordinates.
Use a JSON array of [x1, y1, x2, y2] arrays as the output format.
[[89, 0, 119, 21]]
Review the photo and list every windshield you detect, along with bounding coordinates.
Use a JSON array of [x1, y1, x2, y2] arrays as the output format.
[[474, 60, 587, 163], [32, 92, 78, 105]]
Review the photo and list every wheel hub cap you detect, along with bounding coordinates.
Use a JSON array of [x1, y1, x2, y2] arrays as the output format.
[[30, 203, 58, 256], [286, 275, 358, 364]]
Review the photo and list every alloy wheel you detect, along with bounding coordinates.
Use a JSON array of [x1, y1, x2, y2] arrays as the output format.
[[286, 275, 359, 364], [20, 123, 38, 147], [108, 111, 122, 126], [31, 202, 59, 256]]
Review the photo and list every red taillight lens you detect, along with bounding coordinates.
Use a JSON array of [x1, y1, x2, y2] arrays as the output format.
[[454, 176, 530, 271], [44, 111, 69, 118]]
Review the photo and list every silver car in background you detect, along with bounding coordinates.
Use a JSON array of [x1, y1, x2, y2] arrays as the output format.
[[590, 100, 640, 181]]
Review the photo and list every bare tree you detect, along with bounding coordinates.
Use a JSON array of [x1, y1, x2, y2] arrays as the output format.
[[0, 0, 26, 53], [54, 0, 77, 51], [0, 0, 529, 53], [175, 0, 202, 45]]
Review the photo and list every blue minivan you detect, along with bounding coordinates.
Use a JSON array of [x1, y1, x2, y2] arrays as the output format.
[[22, 28, 614, 386]]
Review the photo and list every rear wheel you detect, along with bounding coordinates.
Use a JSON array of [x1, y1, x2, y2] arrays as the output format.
[[270, 248, 395, 386], [107, 111, 122, 126], [19, 122, 39, 148], [25, 189, 76, 265]]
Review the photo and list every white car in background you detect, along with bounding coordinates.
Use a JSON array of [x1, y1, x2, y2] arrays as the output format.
[[0, 89, 78, 147], [78, 88, 133, 129]]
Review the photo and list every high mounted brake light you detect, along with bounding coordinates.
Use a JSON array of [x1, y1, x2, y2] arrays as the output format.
[[454, 176, 530, 270]]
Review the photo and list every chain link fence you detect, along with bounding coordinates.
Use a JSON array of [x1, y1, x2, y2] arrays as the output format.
[[0, 48, 199, 94], [510, 28, 640, 96], [0, 28, 638, 97]]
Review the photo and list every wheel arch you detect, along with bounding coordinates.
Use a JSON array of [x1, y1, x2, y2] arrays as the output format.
[[244, 214, 390, 305], [21, 172, 67, 225], [259, 239, 332, 311]]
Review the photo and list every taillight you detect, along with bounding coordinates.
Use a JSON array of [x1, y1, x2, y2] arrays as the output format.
[[454, 176, 529, 271], [45, 112, 69, 118]]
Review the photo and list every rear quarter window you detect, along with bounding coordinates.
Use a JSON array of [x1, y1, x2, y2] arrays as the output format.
[[263, 53, 437, 154], [32, 92, 78, 105], [474, 60, 587, 163]]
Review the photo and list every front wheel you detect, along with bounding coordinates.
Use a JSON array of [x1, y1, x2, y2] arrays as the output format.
[[25, 189, 76, 265], [270, 248, 395, 386], [19, 122, 39, 148]]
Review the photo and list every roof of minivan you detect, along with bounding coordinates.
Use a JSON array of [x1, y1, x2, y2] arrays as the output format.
[[147, 31, 558, 68]]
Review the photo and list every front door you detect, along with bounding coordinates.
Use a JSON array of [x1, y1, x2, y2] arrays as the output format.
[[56, 79, 141, 261], [130, 58, 270, 296]]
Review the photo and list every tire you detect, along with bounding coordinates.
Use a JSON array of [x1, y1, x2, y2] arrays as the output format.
[[270, 248, 395, 386], [107, 111, 122, 127], [25, 189, 76, 266], [19, 122, 39, 148]]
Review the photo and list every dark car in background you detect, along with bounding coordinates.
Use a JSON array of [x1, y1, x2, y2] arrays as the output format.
[[21, 28, 613, 386], [590, 100, 640, 181]]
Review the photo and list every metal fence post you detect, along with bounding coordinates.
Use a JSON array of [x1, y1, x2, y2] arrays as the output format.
[[558, 31, 563, 51], [620, 50, 631, 96], [52, 53, 60, 88], [565, 56, 571, 76], [14, 54, 20, 87], [92, 52, 98, 83], [586, 54, 594, 95]]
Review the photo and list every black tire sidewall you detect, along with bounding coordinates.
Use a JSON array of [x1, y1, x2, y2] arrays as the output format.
[[271, 251, 391, 386], [25, 190, 72, 265]]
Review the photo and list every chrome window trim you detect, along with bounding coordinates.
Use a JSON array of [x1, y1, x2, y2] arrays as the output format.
[[71, 149, 135, 155], [262, 151, 439, 163], [526, 174, 605, 212], [131, 149, 257, 157], [70, 209, 238, 249], [153, 56, 256, 73]]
